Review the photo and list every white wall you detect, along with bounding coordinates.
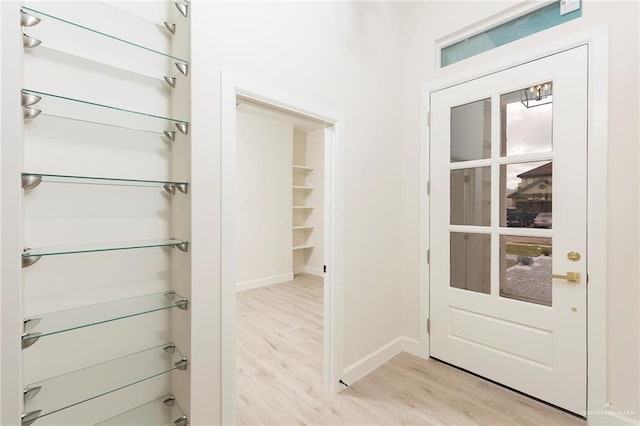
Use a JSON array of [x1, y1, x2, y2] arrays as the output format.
[[398, 1, 640, 419], [235, 110, 293, 288], [191, 5, 405, 420]]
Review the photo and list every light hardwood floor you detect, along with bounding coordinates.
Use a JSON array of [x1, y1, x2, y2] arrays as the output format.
[[236, 275, 584, 425]]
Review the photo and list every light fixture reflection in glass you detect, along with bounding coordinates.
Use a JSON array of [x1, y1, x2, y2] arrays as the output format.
[[521, 82, 552, 108]]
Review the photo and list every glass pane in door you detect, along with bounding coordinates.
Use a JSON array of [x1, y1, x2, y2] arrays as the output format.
[[450, 232, 491, 294], [451, 167, 491, 226], [451, 98, 491, 162], [500, 235, 552, 306], [500, 161, 552, 228], [500, 83, 553, 156]]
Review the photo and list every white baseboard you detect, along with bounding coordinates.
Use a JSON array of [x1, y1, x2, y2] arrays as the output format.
[[341, 336, 404, 386], [236, 273, 294, 292], [587, 410, 640, 425], [402, 337, 429, 359], [340, 336, 429, 387]]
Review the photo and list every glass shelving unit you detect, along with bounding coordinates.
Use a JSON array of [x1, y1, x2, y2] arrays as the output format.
[[21, 89, 189, 136], [22, 291, 188, 347], [21, 173, 189, 194], [21, 239, 189, 269], [23, 239, 188, 259], [19, 2, 192, 424], [94, 394, 187, 426], [21, 6, 188, 82], [23, 344, 188, 423]]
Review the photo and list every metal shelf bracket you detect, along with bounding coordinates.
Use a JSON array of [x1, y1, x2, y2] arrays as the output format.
[[21, 92, 42, 107], [175, 122, 189, 135], [21, 11, 41, 27], [164, 183, 177, 195], [23, 386, 42, 403], [23, 318, 42, 333], [164, 76, 176, 88], [22, 175, 42, 190], [21, 410, 42, 426], [175, 63, 188, 76], [164, 22, 176, 35], [23, 106, 42, 120], [23, 34, 41, 48], [175, 2, 189, 18], [163, 395, 176, 406], [174, 357, 189, 370], [21, 332, 41, 350], [22, 255, 42, 269], [176, 183, 188, 194]]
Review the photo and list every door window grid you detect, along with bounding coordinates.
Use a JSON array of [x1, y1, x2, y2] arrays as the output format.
[[449, 83, 554, 305]]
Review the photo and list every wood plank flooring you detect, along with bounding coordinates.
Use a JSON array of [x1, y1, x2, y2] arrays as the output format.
[[236, 275, 584, 425]]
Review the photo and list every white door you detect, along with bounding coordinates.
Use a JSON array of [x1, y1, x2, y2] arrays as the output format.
[[430, 46, 587, 415]]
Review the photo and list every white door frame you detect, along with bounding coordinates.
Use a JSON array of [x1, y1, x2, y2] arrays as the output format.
[[420, 26, 614, 422], [220, 72, 345, 424]]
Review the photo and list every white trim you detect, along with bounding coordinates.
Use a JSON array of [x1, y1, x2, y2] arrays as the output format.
[[341, 337, 404, 386], [236, 273, 294, 292], [422, 25, 609, 421], [435, 1, 555, 68], [419, 86, 431, 360], [221, 72, 344, 424], [0, 2, 24, 424], [587, 409, 639, 426]]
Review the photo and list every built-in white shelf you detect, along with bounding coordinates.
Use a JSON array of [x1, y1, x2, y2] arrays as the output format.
[[292, 226, 314, 230], [292, 165, 314, 173], [292, 185, 314, 191], [292, 244, 315, 250], [292, 206, 313, 209]]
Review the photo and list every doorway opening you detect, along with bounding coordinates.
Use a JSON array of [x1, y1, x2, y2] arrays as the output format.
[[234, 99, 329, 421], [220, 74, 343, 424]]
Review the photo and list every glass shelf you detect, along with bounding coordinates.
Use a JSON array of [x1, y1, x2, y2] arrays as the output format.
[[22, 173, 189, 193], [31, 45, 168, 87], [22, 7, 188, 65], [94, 394, 187, 426], [22, 89, 189, 136], [22, 291, 188, 344], [24, 344, 188, 422], [22, 239, 189, 259]]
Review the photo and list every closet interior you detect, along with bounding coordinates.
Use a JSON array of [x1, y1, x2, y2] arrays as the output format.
[[236, 100, 325, 288]]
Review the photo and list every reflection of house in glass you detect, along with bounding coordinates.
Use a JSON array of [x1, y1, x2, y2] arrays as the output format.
[[507, 162, 552, 214]]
